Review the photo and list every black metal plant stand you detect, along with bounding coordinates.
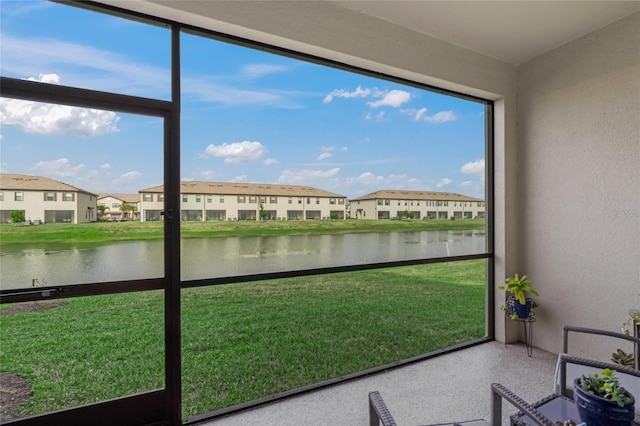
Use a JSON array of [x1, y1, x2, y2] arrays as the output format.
[[507, 310, 536, 357]]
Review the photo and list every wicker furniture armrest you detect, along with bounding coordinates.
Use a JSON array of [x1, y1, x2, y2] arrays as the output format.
[[369, 391, 398, 426], [490, 383, 554, 426]]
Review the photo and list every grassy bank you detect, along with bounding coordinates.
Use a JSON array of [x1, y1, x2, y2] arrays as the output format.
[[0, 260, 485, 419], [0, 219, 484, 246]]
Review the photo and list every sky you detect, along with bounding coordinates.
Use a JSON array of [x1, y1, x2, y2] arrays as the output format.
[[0, 0, 487, 200]]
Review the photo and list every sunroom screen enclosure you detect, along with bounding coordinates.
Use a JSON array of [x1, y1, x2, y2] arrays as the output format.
[[0, 1, 494, 425]]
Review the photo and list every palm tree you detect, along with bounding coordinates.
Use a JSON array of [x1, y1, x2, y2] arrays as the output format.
[[97, 204, 109, 219]]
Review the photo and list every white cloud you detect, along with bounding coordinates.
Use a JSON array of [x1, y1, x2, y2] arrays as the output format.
[[461, 159, 485, 176], [263, 158, 279, 165], [401, 108, 427, 121], [278, 168, 340, 184], [99, 163, 111, 169], [115, 171, 142, 185], [26, 73, 60, 84], [367, 90, 411, 108], [34, 158, 85, 177], [436, 178, 453, 188], [401, 108, 457, 124], [231, 175, 248, 182], [459, 180, 475, 188], [423, 110, 457, 124], [343, 172, 421, 191], [355, 172, 384, 186], [365, 111, 386, 122], [242, 63, 286, 79], [0, 74, 120, 137], [323, 85, 371, 103], [184, 76, 303, 108], [317, 152, 332, 161], [1, 36, 170, 96], [200, 141, 266, 164]]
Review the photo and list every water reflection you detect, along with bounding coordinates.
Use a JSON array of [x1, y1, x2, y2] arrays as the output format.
[[0, 230, 485, 289]]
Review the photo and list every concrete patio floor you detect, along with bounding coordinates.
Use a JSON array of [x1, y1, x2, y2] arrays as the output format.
[[198, 341, 559, 426]]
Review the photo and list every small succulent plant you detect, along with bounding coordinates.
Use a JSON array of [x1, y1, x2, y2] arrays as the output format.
[[579, 368, 631, 407]]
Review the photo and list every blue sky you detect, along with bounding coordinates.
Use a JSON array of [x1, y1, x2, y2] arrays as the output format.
[[0, 0, 486, 199]]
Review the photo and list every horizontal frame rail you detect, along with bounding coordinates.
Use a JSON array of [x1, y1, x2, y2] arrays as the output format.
[[182, 253, 492, 289], [0, 278, 165, 304]]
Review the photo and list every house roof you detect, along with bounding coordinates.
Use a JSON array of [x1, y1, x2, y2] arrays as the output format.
[[350, 189, 483, 202], [97, 194, 140, 204], [140, 181, 346, 198], [0, 174, 97, 196]]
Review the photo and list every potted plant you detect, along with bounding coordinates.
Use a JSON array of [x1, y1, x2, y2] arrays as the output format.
[[498, 273, 539, 319], [574, 368, 635, 425]]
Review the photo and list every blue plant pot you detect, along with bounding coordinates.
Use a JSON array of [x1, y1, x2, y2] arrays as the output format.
[[573, 378, 635, 426], [507, 296, 532, 319]]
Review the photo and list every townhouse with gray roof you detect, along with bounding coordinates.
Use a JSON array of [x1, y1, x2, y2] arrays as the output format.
[[0, 174, 98, 224], [139, 181, 347, 222], [349, 189, 485, 220]]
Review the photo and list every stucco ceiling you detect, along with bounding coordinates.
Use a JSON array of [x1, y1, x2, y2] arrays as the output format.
[[96, 0, 640, 66], [332, 1, 640, 65]]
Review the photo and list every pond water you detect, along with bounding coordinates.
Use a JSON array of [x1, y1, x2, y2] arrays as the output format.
[[0, 230, 485, 290]]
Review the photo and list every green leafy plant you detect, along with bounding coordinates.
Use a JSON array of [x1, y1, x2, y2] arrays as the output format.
[[579, 368, 631, 407], [498, 273, 539, 304], [9, 210, 25, 225], [611, 348, 635, 368]]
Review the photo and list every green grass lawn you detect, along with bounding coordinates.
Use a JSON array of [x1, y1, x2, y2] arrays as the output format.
[[0, 260, 485, 419], [0, 218, 484, 246]]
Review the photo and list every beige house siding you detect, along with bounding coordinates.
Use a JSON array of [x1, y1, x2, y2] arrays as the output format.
[[0, 174, 97, 224], [349, 190, 485, 220], [97, 194, 141, 221], [139, 181, 347, 222]]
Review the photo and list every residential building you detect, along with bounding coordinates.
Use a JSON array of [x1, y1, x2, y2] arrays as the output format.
[[349, 190, 485, 220], [139, 181, 347, 222], [97, 194, 141, 221], [0, 174, 97, 224]]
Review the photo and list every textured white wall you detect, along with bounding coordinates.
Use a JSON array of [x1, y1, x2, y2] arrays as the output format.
[[517, 12, 640, 357]]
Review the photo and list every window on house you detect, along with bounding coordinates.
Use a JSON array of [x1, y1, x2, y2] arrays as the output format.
[[63, 192, 74, 202], [377, 200, 383, 205], [338, 199, 345, 205], [207, 195, 212, 203], [0, 191, 3, 201], [158, 194, 165, 202], [288, 197, 292, 204], [44, 192, 56, 201], [316, 198, 320, 204], [238, 196, 245, 203], [270, 196, 277, 204], [219, 195, 224, 203], [195, 195, 201, 203], [182, 195, 188, 203], [259, 196, 266, 203], [112, 203, 120, 208], [143, 194, 153, 202]]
